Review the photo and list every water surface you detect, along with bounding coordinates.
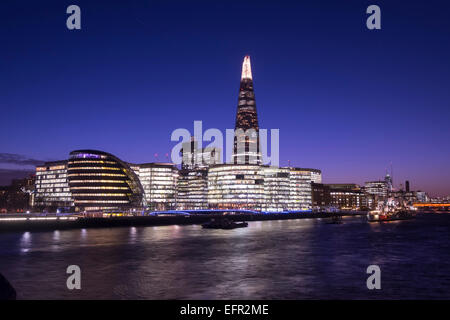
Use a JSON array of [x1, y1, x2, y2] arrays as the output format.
[[1, 214, 449, 299]]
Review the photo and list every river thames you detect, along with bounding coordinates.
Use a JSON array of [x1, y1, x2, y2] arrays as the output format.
[[0, 214, 449, 299]]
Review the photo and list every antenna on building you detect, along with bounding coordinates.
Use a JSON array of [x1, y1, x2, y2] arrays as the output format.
[[165, 153, 169, 162], [154, 153, 159, 162], [288, 159, 291, 167]]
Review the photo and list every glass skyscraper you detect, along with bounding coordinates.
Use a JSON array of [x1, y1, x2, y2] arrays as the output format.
[[232, 56, 262, 165]]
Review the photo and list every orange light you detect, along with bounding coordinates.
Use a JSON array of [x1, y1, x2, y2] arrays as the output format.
[[413, 203, 450, 207]]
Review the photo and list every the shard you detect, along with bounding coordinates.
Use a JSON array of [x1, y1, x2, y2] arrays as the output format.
[[232, 56, 262, 164]]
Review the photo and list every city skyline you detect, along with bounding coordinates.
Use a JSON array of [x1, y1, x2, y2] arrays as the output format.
[[1, 0, 450, 196]]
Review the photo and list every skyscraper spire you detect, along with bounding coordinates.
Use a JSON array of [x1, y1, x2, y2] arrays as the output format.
[[233, 55, 262, 165], [241, 55, 253, 80]]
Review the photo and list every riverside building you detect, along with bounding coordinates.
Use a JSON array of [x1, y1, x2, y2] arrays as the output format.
[[34, 160, 73, 210], [67, 150, 144, 212], [133, 163, 178, 211], [365, 180, 388, 199], [32, 56, 323, 213], [287, 168, 322, 211]]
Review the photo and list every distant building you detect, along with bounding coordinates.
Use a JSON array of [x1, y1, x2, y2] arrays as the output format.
[[181, 138, 221, 170], [326, 183, 360, 190], [385, 173, 393, 192], [312, 183, 373, 210], [0, 176, 35, 213], [329, 187, 370, 210], [35, 160, 73, 210], [311, 183, 331, 208], [364, 180, 388, 199]]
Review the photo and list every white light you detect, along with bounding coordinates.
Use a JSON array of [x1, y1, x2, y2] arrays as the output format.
[[241, 55, 252, 80]]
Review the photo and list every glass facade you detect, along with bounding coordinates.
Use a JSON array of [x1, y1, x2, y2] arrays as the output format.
[[364, 181, 388, 198], [133, 163, 178, 211], [287, 168, 322, 210], [35, 161, 73, 209], [262, 166, 290, 212], [177, 169, 208, 210], [232, 56, 262, 165], [67, 150, 144, 212], [208, 164, 265, 210]]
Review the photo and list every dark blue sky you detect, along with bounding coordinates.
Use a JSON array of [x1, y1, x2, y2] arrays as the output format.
[[1, 0, 449, 196]]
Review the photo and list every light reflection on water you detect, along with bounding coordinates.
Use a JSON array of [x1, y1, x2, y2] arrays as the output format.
[[0, 215, 449, 299]]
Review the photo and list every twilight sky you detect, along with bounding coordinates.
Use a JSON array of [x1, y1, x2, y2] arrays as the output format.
[[1, 0, 449, 196]]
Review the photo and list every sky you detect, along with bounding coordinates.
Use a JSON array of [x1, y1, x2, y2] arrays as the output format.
[[0, 0, 449, 196]]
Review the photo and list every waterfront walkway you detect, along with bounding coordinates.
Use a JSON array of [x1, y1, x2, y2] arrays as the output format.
[[0, 211, 366, 233]]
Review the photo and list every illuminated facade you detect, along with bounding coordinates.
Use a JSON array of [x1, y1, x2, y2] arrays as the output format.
[[34, 161, 73, 209], [365, 180, 388, 198], [287, 168, 322, 210], [133, 163, 178, 211], [177, 169, 208, 210], [208, 164, 265, 210], [232, 56, 262, 165], [31, 57, 325, 213], [262, 166, 290, 212], [67, 150, 144, 212], [329, 189, 370, 210]]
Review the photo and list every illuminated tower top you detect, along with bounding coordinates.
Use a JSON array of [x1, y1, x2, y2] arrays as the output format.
[[235, 55, 259, 131], [241, 55, 253, 80]]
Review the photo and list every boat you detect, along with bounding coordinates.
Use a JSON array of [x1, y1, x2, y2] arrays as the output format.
[[202, 218, 248, 229], [367, 210, 414, 222], [367, 197, 415, 222]]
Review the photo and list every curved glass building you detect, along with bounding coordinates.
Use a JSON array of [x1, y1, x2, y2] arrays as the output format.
[[67, 150, 144, 212]]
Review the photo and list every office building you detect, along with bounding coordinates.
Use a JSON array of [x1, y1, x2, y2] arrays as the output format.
[[35, 160, 73, 210], [207, 164, 265, 210], [232, 56, 262, 165], [288, 168, 322, 210], [262, 166, 290, 212], [365, 180, 388, 199], [67, 150, 144, 212], [177, 169, 208, 210], [133, 163, 178, 211]]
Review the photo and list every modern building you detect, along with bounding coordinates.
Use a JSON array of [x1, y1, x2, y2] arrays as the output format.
[[262, 166, 290, 212], [181, 138, 221, 170], [232, 56, 262, 165], [287, 168, 322, 210], [207, 164, 265, 210], [132, 163, 178, 211], [31, 56, 325, 214], [364, 180, 388, 199], [35, 160, 73, 210], [177, 169, 208, 210], [67, 150, 144, 212]]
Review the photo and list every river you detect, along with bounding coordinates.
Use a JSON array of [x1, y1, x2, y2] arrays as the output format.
[[0, 214, 449, 299]]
